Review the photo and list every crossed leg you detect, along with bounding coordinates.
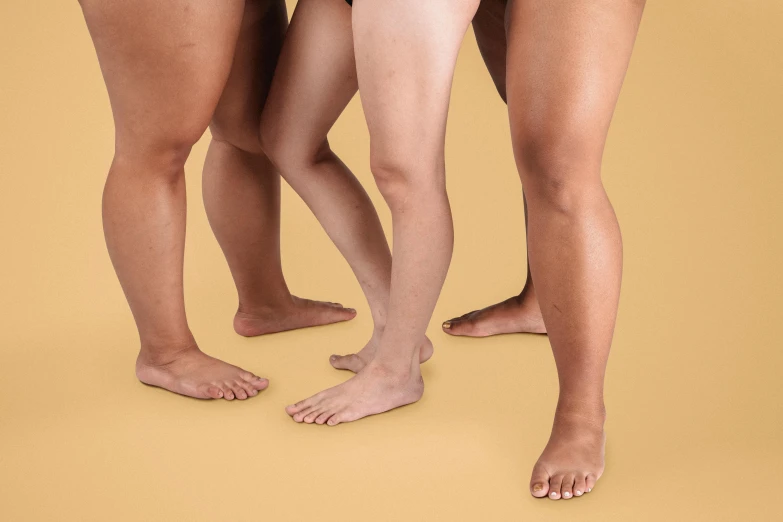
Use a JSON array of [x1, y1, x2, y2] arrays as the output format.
[[471, 0, 645, 499], [259, 0, 432, 379], [203, 0, 357, 339], [80, 0, 269, 400], [284, 0, 480, 426]]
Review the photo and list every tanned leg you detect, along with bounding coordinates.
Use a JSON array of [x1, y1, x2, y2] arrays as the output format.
[[80, 0, 268, 401], [259, 0, 432, 379], [285, 0, 480, 426], [203, 0, 357, 339], [442, 0, 545, 338], [502, 0, 646, 500]]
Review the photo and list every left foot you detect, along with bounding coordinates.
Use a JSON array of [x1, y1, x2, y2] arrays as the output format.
[[234, 295, 356, 337], [530, 404, 606, 500], [285, 361, 424, 426], [442, 287, 546, 337]]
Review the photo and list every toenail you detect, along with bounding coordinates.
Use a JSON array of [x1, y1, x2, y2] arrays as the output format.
[[563, 492, 571, 498], [550, 492, 557, 498], [533, 484, 543, 492], [347, 308, 356, 313], [575, 490, 582, 496], [587, 488, 592, 493], [442, 321, 451, 329]]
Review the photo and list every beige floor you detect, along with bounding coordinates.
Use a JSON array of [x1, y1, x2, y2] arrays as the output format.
[[1, 1, 782, 520]]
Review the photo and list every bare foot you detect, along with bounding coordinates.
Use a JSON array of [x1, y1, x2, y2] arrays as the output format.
[[329, 330, 434, 373], [442, 288, 546, 337], [285, 361, 424, 426], [233, 295, 357, 337], [136, 347, 269, 400], [530, 404, 606, 500]]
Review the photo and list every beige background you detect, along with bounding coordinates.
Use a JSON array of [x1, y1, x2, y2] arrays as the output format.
[[1, 1, 782, 520]]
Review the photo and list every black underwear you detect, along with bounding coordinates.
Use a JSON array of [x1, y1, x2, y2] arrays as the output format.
[[346, 0, 352, 5]]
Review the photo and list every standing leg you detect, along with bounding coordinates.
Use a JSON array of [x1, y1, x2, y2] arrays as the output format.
[[503, 0, 646, 499], [203, 0, 357, 339], [285, 0, 480, 426], [258, 0, 432, 378], [442, 0, 546, 338], [80, 0, 268, 400]]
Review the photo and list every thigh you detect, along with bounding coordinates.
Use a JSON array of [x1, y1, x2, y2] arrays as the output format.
[[210, 0, 289, 152], [80, 0, 245, 152], [472, 0, 509, 102], [352, 0, 480, 171], [506, 0, 645, 168], [259, 0, 356, 158]]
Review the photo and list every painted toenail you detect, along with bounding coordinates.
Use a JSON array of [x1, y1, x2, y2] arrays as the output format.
[[587, 488, 592, 493], [550, 492, 557, 498], [563, 492, 571, 498], [442, 321, 451, 329], [533, 484, 543, 492], [575, 490, 582, 496]]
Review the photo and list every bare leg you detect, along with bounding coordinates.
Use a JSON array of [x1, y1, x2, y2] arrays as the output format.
[[503, 0, 646, 500], [285, 0, 480, 426], [80, 0, 268, 400], [259, 0, 432, 376], [202, 0, 357, 338], [442, 0, 545, 338]]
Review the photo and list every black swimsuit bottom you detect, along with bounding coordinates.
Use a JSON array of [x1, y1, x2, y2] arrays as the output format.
[[346, 0, 352, 5]]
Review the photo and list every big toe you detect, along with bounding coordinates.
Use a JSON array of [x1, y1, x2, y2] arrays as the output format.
[[442, 315, 483, 337], [203, 385, 224, 400], [330, 353, 365, 373], [530, 466, 551, 498]]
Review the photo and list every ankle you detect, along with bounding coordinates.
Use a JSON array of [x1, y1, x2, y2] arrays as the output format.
[[555, 394, 606, 425], [236, 295, 294, 318], [138, 337, 199, 367], [516, 283, 540, 309]]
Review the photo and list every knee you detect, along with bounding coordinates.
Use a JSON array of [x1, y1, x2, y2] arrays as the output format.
[[113, 127, 204, 184], [258, 119, 324, 172], [369, 152, 444, 207], [210, 115, 263, 155], [515, 128, 604, 214]]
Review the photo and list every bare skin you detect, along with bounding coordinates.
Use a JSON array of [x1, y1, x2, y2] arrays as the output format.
[[464, 0, 646, 499], [259, 0, 432, 375], [202, 0, 357, 337], [442, 0, 545, 339], [284, 0, 480, 425], [79, 0, 350, 401]]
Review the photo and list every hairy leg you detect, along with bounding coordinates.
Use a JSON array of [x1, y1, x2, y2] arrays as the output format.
[[203, 0, 356, 338], [442, 0, 545, 338], [80, 0, 267, 400], [259, 0, 432, 374], [503, 0, 646, 499], [285, 0, 480, 426]]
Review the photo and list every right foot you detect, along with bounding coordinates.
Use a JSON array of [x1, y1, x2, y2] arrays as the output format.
[[285, 361, 424, 426], [234, 295, 357, 337], [329, 330, 434, 373], [136, 348, 269, 400], [442, 288, 546, 337]]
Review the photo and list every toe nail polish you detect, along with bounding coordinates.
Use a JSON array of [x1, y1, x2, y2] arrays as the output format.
[[575, 490, 582, 496], [442, 321, 451, 329], [587, 488, 592, 493], [550, 492, 557, 498], [564, 492, 570, 498]]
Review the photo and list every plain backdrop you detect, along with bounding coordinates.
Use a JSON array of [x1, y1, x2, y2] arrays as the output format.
[[1, 1, 781, 520]]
